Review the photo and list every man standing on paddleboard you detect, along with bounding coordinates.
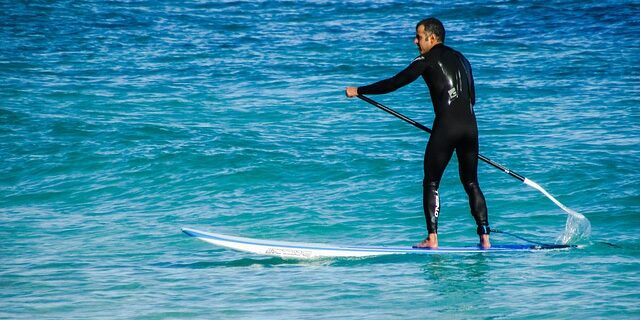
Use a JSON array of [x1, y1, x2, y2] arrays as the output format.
[[345, 18, 491, 249]]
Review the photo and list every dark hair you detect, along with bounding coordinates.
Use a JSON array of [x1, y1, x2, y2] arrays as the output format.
[[416, 18, 445, 43]]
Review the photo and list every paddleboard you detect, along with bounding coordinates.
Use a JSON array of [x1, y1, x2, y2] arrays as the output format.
[[182, 227, 573, 259]]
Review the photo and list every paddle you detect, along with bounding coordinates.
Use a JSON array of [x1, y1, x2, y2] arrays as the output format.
[[355, 94, 588, 224]]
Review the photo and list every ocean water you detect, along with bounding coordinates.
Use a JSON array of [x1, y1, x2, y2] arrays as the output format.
[[2, 0, 639, 318]]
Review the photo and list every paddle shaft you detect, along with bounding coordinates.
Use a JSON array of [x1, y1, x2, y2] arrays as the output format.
[[356, 94, 526, 182]]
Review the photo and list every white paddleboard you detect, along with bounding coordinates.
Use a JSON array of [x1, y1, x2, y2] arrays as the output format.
[[182, 227, 573, 259]]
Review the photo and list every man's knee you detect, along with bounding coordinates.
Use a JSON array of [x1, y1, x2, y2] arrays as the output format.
[[461, 180, 480, 193], [423, 180, 439, 190]]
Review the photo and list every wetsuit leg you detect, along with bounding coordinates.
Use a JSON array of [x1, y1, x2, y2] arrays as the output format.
[[455, 133, 490, 235], [423, 130, 455, 234]]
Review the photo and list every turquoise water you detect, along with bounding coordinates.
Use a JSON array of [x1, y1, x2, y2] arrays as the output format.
[[2, 0, 639, 318]]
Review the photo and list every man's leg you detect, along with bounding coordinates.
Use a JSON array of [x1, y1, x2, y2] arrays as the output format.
[[456, 135, 491, 248], [417, 132, 454, 248]]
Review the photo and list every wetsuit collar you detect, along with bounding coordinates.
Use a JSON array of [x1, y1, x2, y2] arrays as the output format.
[[431, 42, 444, 51], [422, 43, 444, 57]]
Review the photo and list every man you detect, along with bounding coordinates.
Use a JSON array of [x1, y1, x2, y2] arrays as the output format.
[[345, 18, 491, 249]]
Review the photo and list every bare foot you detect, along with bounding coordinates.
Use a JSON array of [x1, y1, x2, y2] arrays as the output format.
[[479, 234, 491, 249], [415, 233, 438, 249]]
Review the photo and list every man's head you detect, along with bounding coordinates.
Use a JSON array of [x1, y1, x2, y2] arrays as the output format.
[[414, 18, 445, 54]]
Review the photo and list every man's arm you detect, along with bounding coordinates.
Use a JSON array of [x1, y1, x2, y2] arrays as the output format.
[[346, 57, 427, 98]]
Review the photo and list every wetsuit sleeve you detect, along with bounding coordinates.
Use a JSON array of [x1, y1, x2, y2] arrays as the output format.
[[357, 57, 427, 95]]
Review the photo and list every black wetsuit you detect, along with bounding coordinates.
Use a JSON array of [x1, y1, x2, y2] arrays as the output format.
[[357, 43, 490, 235]]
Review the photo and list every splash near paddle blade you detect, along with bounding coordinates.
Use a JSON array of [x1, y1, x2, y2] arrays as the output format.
[[523, 178, 591, 245], [557, 209, 592, 245]]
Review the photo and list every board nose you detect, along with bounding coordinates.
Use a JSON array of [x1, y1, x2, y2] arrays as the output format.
[[181, 227, 198, 237]]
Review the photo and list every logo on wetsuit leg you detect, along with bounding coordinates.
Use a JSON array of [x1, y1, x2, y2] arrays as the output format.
[[448, 88, 458, 101], [434, 190, 440, 218]]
